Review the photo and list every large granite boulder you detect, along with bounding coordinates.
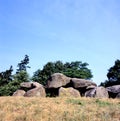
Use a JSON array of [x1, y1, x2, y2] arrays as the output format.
[[85, 88, 96, 97], [24, 85, 46, 97], [46, 73, 71, 88], [13, 89, 26, 96], [71, 78, 97, 88], [95, 87, 109, 98], [20, 82, 42, 88], [106, 85, 120, 98], [59, 87, 80, 97], [85, 86, 108, 98], [106, 85, 120, 93]]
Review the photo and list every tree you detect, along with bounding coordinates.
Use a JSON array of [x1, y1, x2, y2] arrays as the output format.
[[0, 55, 30, 96], [13, 55, 30, 91], [13, 71, 30, 82], [0, 66, 15, 96], [32, 62, 55, 85], [63, 61, 92, 79], [32, 61, 93, 85], [14, 54, 30, 86], [0, 80, 21, 96], [0, 66, 13, 86], [16, 55, 30, 73], [107, 60, 120, 82], [100, 59, 120, 87]]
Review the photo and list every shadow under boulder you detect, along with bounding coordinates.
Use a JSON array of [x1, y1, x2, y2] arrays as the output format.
[[45, 88, 59, 97]]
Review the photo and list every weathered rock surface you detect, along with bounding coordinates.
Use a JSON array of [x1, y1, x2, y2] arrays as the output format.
[[13, 82, 46, 97], [106, 85, 120, 93], [95, 87, 109, 98], [86, 85, 96, 90], [32, 82, 42, 88], [85, 87, 108, 98], [13, 89, 26, 96], [24, 85, 46, 97], [71, 78, 97, 88], [59, 87, 80, 97], [47, 73, 71, 88], [20, 82, 42, 89], [85, 88, 96, 97], [20, 82, 32, 88]]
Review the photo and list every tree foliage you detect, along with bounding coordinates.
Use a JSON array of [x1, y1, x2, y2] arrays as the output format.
[[0, 66, 14, 96], [100, 59, 120, 87], [0, 66, 13, 86], [32, 61, 93, 85], [0, 55, 30, 96], [16, 55, 30, 73]]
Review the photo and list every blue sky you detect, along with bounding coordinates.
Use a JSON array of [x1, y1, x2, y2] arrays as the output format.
[[0, 0, 120, 85]]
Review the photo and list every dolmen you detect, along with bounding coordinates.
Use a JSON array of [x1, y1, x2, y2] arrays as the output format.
[[46, 73, 97, 97], [13, 73, 120, 99], [13, 82, 46, 97]]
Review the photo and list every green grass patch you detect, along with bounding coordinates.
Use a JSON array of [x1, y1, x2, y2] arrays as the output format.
[[66, 98, 84, 106], [95, 99, 111, 107]]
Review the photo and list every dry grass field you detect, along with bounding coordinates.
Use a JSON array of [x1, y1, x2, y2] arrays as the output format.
[[0, 97, 120, 121]]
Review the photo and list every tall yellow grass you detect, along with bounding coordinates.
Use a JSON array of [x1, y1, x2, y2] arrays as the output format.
[[0, 97, 120, 121]]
